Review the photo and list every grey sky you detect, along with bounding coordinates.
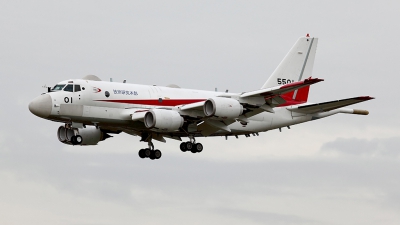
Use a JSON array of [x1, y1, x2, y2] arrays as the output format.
[[1, 1, 399, 224]]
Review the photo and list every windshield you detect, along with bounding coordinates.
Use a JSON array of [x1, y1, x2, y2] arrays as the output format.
[[64, 84, 73, 92], [51, 84, 66, 91]]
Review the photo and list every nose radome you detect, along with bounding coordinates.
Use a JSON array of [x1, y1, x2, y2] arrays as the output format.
[[29, 94, 52, 118]]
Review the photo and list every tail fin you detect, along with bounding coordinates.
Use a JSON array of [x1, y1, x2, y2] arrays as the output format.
[[261, 36, 318, 89], [280, 86, 311, 105]]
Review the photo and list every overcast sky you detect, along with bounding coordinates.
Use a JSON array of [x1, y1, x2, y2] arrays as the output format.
[[1, 1, 399, 224]]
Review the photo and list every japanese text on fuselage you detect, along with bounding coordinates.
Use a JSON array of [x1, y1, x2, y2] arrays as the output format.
[[113, 90, 138, 95]]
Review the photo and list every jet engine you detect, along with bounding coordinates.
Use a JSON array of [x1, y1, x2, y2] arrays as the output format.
[[204, 97, 243, 119], [144, 109, 184, 131], [57, 126, 110, 145]]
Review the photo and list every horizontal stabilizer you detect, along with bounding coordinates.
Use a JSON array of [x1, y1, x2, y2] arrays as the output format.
[[287, 96, 374, 114], [241, 77, 323, 98]]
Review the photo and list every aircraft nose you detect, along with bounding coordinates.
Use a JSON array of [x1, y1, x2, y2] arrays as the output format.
[[29, 94, 52, 118]]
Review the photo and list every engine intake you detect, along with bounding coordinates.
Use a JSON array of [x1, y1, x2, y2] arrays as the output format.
[[204, 97, 243, 119], [144, 109, 184, 131]]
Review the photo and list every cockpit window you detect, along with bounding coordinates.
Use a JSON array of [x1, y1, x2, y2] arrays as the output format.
[[64, 84, 74, 92], [51, 84, 66, 91], [74, 85, 81, 92]]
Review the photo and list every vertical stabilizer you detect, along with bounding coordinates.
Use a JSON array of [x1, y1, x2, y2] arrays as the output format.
[[261, 36, 318, 89]]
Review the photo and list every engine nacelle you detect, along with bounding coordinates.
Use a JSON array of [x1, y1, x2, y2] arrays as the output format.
[[144, 109, 184, 131], [57, 126, 109, 145], [204, 97, 243, 119]]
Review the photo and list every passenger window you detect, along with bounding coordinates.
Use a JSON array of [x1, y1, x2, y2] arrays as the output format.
[[64, 84, 74, 92], [74, 85, 81, 92]]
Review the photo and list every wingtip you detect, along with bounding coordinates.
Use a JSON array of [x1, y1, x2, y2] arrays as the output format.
[[356, 96, 375, 101], [353, 109, 369, 115], [303, 77, 324, 85]]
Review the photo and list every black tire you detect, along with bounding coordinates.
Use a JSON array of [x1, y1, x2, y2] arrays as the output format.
[[191, 148, 197, 153], [154, 150, 162, 159], [75, 135, 83, 145], [138, 149, 146, 158], [186, 142, 193, 150], [149, 150, 156, 160], [144, 148, 152, 158], [180, 142, 187, 152], [195, 143, 203, 152], [71, 136, 77, 145]]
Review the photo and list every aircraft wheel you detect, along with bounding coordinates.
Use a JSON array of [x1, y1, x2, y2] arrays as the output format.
[[144, 148, 152, 158], [71, 136, 77, 145], [180, 142, 187, 152], [149, 150, 156, 160], [195, 143, 203, 153], [154, 150, 162, 159], [75, 135, 83, 145], [138, 149, 146, 158], [186, 142, 193, 150]]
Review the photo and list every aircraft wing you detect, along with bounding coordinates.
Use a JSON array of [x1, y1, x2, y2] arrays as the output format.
[[179, 77, 323, 113], [240, 77, 323, 98], [287, 96, 374, 114]]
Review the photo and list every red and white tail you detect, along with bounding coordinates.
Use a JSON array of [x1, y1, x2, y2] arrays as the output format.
[[262, 35, 318, 105], [281, 85, 311, 105]]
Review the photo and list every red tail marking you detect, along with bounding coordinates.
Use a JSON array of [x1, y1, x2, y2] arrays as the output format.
[[280, 86, 311, 107]]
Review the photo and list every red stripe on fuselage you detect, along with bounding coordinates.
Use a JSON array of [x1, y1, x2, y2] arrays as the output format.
[[95, 99, 206, 106]]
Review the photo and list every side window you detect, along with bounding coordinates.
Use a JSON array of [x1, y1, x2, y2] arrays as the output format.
[[64, 84, 74, 92], [74, 85, 81, 92]]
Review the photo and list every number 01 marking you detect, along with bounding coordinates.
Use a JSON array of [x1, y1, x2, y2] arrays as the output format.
[[64, 97, 73, 103]]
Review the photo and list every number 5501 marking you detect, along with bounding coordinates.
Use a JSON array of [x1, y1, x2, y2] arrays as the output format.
[[277, 78, 295, 85]]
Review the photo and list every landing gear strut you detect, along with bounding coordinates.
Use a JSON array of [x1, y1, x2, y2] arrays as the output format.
[[180, 136, 203, 153], [138, 141, 162, 160]]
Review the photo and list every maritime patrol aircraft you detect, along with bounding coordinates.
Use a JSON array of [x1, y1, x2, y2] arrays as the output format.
[[29, 35, 373, 160]]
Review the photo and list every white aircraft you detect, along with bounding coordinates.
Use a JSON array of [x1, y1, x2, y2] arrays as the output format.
[[29, 35, 373, 160]]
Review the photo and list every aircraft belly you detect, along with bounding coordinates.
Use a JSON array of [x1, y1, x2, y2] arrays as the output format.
[[269, 108, 312, 129], [227, 113, 273, 133], [228, 120, 268, 133]]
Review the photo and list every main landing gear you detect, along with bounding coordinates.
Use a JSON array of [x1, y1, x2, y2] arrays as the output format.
[[180, 137, 203, 153], [138, 141, 162, 160], [137, 137, 203, 160]]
